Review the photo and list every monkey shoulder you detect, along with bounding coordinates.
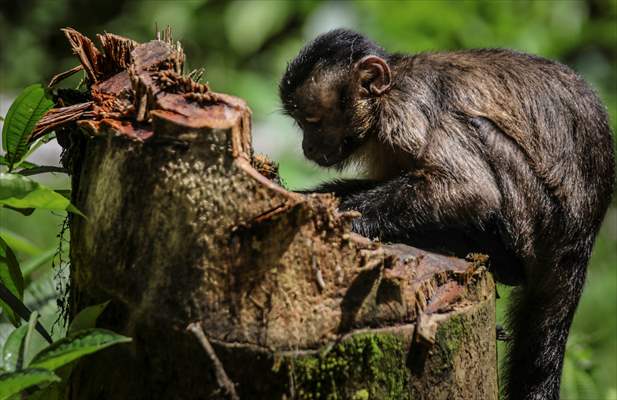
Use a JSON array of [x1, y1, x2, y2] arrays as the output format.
[[411, 49, 583, 94], [406, 49, 601, 135], [417, 48, 570, 71]]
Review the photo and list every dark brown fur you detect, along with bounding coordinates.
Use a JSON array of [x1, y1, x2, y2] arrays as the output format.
[[280, 29, 615, 400]]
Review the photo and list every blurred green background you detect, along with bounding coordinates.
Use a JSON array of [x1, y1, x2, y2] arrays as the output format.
[[0, 1, 615, 398]]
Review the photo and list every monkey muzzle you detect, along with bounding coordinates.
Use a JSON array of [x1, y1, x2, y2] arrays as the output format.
[[303, 146, 341, 167], [303, 136, 354, 167]]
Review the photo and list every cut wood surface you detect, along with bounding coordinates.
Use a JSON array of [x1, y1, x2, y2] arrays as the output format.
[[44, 29, 497, 400]]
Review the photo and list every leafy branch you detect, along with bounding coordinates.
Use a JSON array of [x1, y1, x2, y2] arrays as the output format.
[[0, 305, 131, 399], [0, 82, 130, 398]]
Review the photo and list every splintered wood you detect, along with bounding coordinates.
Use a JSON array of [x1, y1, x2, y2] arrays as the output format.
[[51, 28, 497, 400]]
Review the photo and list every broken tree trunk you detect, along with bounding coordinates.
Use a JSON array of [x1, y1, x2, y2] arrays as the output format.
[[46, 29, 498, 400]]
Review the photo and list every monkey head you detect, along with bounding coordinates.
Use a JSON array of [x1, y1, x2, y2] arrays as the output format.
[[279, 29, 392, 167]]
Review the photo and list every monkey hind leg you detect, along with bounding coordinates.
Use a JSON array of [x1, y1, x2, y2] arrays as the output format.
[[502, 255, 587, 400]]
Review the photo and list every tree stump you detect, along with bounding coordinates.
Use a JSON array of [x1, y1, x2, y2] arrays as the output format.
[[46, 29, 497, 400]]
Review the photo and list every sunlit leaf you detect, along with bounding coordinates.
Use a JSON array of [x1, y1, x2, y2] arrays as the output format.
[[0, 228, 42, 256], [1, 84, 54, 169], [68, 302, 109, 335], [0, 368, 59, 400], [29, 329, 131, 371], [0, 237, 24, 326], [0, 173, 83, 216], [0, 323, 16, 360], [11, 138, 46, 171], [2, 324, 28, 372], [24, 312, 39, 366]]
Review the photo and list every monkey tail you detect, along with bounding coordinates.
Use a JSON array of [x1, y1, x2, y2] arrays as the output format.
[[502, 251, 589, 400]]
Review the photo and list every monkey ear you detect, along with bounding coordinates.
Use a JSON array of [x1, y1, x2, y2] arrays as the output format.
[[354, 55, 392, 97]]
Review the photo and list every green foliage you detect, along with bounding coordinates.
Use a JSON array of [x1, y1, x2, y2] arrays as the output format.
[[0, 237, 24, 327], [19, 246, 56, 278], [1, 312, 40, 371], [0, 173, 82, 216], [562, 334, 600, 400], [29, 329, 131, 371], [0, 77, 131, 398], [24, 311, 40, 366], [0, 310, 129, 398], [1, 84, 53, 170], [2, 324, 28, 372], [0, 156, 38, 171], [0, 87, 81, 333], [0, 227, 42, 256], [68, 301, 109, 335], [0, 369, 59, 400]]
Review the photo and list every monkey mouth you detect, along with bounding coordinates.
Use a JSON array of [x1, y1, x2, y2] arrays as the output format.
[[304, 137, 359, 167], [313, 155, 340, 167], [308, 150, 345, 167]]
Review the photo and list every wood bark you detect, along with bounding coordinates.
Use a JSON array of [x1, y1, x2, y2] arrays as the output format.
[[45, 29, 498, 400]]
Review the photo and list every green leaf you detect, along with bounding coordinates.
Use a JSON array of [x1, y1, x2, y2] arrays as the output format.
[[2, 324, 28, 372], [68, 302, 109, 335], [1, 206, 34, 216], [0, 368, 59, 400], [26, 380, 63, 400], [29, 329, 131, 371], [0, 228, 42, 256], [0, 238, 24, 327], [12, 137, 51, 171], [0, 173, 83, 216], [24, 312, 39, 367], [0, 243, 52, 343], [21, 271, 58, 344], [20, 247, 56, 279], [0, 156, 37, 170], [1, 84, 54, 169], [0, 323, 17, 354]]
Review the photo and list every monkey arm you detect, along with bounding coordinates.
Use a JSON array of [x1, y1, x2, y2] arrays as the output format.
[[332, 171, 524, 283], [308, 179, 380, 196], [337, 172, 500, 239]]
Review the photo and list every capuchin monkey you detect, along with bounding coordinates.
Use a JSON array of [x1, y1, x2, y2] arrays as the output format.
[[279, 29, 615, 400]]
